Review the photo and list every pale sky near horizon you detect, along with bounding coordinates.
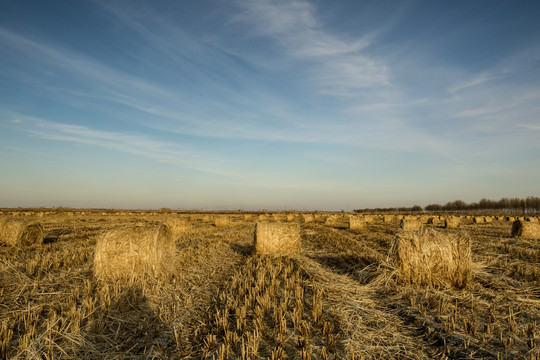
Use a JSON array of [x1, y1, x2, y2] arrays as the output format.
[[1, 0, 539, 210]]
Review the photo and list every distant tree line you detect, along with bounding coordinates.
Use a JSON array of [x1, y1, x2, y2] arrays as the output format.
[[354, 196, 540, 214]]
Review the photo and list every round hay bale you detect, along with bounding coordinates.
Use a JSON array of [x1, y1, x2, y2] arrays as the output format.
[[0, 218, 43, 246], [383, 215, 395, 223], [325, 215, 349, 229], [255, 222, 300, 255], [484, 216, 493, 223], [273, 214, 286, 221], [303, 214, 315, 223], [427, 217, 438, 225], [244, 214, 255, 221], [511, 220, 540, 239], [94, 223, 175, 282], [525, 217, 538, 222], [390, 229, 472, 288], [349, 216, 366, 230], [215, 216, 231, 227], [400, 218, 423, 231], [202, 214, 214, 223], [164, 217, 191, 238], [287, 214, 298, 222], [473, 217, 484, 224], [444, 217, 460, 229]]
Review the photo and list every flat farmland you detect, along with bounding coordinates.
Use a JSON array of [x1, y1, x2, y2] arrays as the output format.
[[0, 213, 538, 359]]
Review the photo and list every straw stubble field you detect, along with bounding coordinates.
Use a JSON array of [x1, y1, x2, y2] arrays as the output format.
[[0, 212, 539, 359]]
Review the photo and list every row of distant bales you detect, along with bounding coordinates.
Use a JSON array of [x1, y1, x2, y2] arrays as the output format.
[[1, 210, 539, 246], [1, 211, 539, 289]]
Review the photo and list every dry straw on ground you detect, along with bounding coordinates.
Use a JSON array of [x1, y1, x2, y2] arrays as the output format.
[[511, 220, 540, 239], [0, 217, 43, 246], [349, 216, 366, 230], [400, 218, 423, 231], [444, 217, 460, 229], [94, 223, 176, 282], [390, 228, 472, 288], [255, 222, 300, 255]]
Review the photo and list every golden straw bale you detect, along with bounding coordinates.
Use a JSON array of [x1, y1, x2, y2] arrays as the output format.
[[0, 218, 43, 246], [444, 217, 460, 229], [325, 215, 349, 229], [427, 217, 439, 225], [255, 222, 300, 255], [400, 218, 423, 231], [511, 220, 540, 239], [215, 216, 231, 227], [258, 214, 270, 221], [349, 216, 366, 230], [303, 214, 315, 223], [525, 217, 538, 222], [164, 217, 191, 238], [287, 214, 298, 222], [383, 215, 395, 223], [473, 217, 484, 224], [484, 216, 493, 223], [273, 214, 286, 221], [202, 214, 213, 223], [244, 214, 254, 221], [390, 229, 472, 288], [94, 223, 175, 282]]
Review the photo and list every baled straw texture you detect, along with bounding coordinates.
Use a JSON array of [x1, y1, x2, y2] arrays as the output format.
[[383, 215, 394, 223], [399, 218, 423, 231], [325, 215, 349, 229], [255, 222, 300, 255], [214, 216, 231, 227], [427, 217, 438, 225], [164, 217, 191, 238], [349, 216, 366, 230], [511, 220, 540, 239], [94, 223, 176, 282], [0, 217, 43, 246], [444, 216, 460, 229], [473, 217, 485, 224], [303, 214, 315, 223], [390, 228, 472, 288]]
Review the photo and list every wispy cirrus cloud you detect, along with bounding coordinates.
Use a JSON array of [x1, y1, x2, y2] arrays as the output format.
[[233, 0, 389, 96], [4, 113, 233, 176]]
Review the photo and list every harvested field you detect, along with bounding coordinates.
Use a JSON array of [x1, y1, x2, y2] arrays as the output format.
[[0, 212, 538, 359]]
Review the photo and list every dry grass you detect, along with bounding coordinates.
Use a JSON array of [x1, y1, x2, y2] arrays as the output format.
[[255, 222, 300, 255], [1, 211, 539, 359], [93, 223, 176, 282], [0, 217, 43, 246], [390, 228, 472, 288], [512, 220, 540, 239]]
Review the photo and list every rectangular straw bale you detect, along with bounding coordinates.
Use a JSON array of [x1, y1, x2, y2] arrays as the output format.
[[511, 220, 540, 239], [255, 222, 300, 255], [94, 223, 175, 282], [400, 218, 423, 231], [349, 216, 366, 230], [391, 229, 472, 288], [0, 218, 43, 246]]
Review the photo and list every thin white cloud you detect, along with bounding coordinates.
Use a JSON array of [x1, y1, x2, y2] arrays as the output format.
[[5, 113, 232, 176], [233, 0, 388, 95]]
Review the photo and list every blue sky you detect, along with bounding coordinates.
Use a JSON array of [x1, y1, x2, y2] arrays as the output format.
[[1, 0, 539, 210]]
